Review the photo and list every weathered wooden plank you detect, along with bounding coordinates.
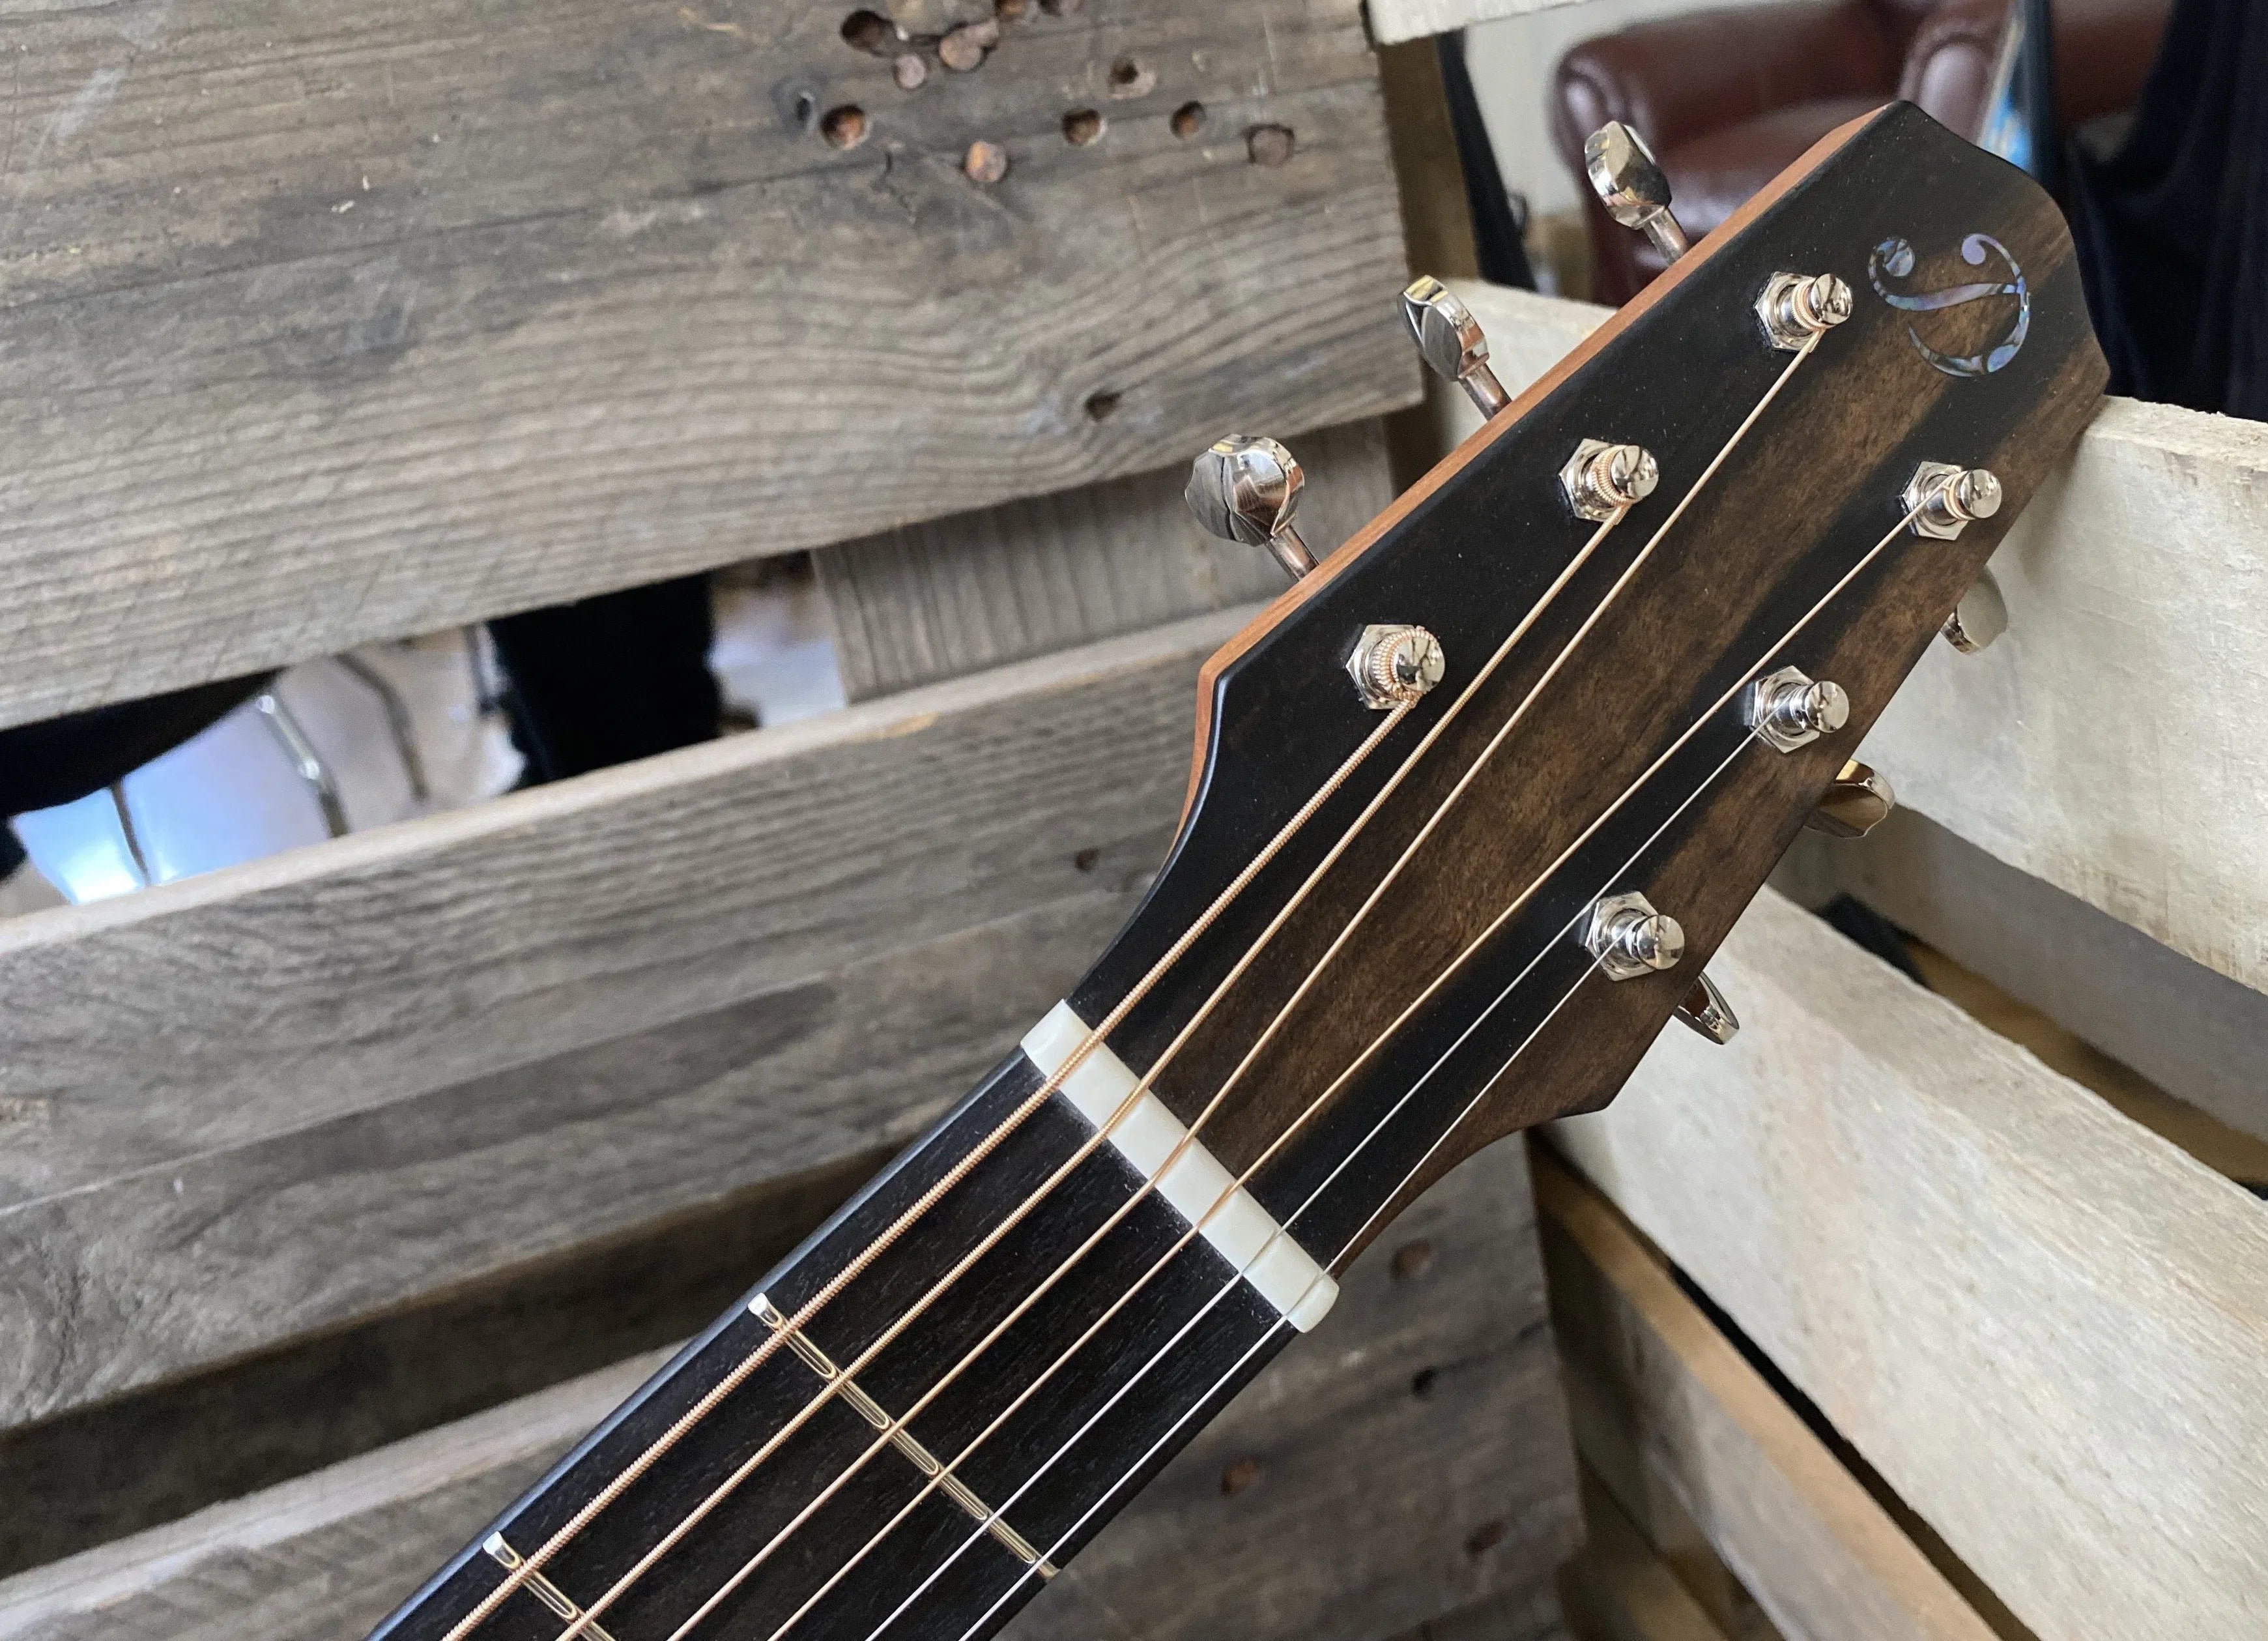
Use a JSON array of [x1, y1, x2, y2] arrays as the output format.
[[815, 420, 1393, 699], [1439, 282, 2268, 998], [0, 0, 1417, 731], [0, 608, 1242, 1220], [0, 1140, 1577, 1641], [1855, 399, 2268, 996], [0, 612, 1246, 1439], [0, 898, 1093, 1571], [1551, 886, 2268, 1641], [1535, 1146, 1994, 1641], [1801, 806, 2268, 1151]]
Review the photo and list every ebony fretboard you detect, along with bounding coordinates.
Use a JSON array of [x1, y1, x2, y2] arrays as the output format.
[[371, 1052, 1293, 1641]]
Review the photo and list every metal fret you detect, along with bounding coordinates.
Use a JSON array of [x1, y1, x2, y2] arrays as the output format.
[[481, 1535, 620, 1641], [750, 1296, 1057, 1578]]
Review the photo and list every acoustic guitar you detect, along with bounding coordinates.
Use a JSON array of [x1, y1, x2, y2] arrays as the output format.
[[370, 100, 2106, 1641]]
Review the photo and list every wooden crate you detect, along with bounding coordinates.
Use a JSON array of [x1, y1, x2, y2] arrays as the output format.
[[0, 7, 1585, 1640], [1429, 283, 2268, 1641]]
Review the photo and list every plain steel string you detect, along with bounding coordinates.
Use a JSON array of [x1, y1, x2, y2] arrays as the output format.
[[1084, 332, 1823, 1207], [439, 701, 1417, 1641], [772, 726, 1757, 1641], [646, 341, 1830, 1640], [537, 326, 1824, 1641], [859, 735, 1758, 1641], [531, 504, 1636, 1641], [510, 497, 1628, 1641], [938, 486, 1941, 1641]]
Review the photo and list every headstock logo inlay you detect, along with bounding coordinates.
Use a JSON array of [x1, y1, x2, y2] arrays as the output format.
[[1868, 233, 2031, 377]]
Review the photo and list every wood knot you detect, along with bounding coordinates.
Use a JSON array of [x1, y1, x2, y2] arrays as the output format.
[[963, 140, 1009, 184], [1390, 1238, 1435, 1281], [1220, 1456, 1264, 1496]]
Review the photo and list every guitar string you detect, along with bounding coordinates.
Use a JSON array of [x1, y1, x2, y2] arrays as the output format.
[[529, 502, 1633, 1641], [618, 340, 1826, 1641], [482, 321, 1816, 1641], [938, 486, 1938, 1641], [437, 701, 1418, 1641], [764, 721, 1757, 1641], [889, 733, 1749, 1641]]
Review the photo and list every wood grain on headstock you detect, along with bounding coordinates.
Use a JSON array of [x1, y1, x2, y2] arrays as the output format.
[[1077, 101, 2108, 1264], [1177, 104, 1878, 822]]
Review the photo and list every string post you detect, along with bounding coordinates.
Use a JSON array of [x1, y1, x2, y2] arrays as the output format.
[[1347, 624, 1446, 709], [1757, 271, 1853, 351], [1903, 460, 2003, 539], [1583, 891, 1686, 981], [1559, 438, 1659, 520], [1745, 665, 1849, 752]]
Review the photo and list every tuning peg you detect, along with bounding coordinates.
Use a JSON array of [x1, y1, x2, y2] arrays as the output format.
[[1583, 121, 1691, 265], [1400, 276, 1510, 418], [1940, 567, 2008, 653], [1185, 435, 1316, 580], [1585, 891, 1684, 981], [1903, 461, 2003, 540], [1672, 972, 1740, 1044], [1804, 759, 1895, 839]]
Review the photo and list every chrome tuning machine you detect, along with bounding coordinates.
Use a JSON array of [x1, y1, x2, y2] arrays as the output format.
[[1585, 892, 1685, 981], [1940, 567, 2008, 653], [1184, 435, 1316, 580], [1745, 666, 1849, 753], [1347, 624, 1445, 709], [1672, 972, 1740, 1044], [1805, 759, 1895, 839], [1400, 276, 1510, 418], [1583, 121, 1689, 265], [1904, 461, 2003, 540]]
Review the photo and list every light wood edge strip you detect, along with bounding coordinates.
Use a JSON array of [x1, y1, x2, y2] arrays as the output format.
[[1176, 103, 1888, 822], [0, 604, 1256, 964], [0, 1351, 675, 1638], [1368, 0, 1592, 46], [1532, 1146, 1996, 1641]]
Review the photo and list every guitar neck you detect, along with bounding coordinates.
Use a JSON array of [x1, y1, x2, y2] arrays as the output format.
[[375, 1034, 1320, 1641]]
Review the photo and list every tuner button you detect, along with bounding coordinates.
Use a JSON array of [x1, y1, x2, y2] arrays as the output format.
[[1185, 435, 1316, 580], [1903, 461, 2003, 540], [1585, 892, 1685, 981], [1583, 121, 1691, 265], [1757, 272, 1855, 351], [1745, 665, 1849, 753], [1805, 759, 1895, 839], [1672, 971, 1740, 1044], [1401, 276, 1510, 418], [1559, 438, 1660, 521], [1347, 623, 1446, 710], [1940, 567, 2008, 653]]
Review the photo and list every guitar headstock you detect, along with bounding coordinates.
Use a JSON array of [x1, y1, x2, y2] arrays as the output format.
[[1069, 102, 2106, 1262]]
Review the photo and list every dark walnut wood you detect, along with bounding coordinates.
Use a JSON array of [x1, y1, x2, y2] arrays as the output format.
[[371, 103, 2104, 1641]]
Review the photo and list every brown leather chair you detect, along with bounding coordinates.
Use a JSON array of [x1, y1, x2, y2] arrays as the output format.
[[1552, 0, 2174, 301]]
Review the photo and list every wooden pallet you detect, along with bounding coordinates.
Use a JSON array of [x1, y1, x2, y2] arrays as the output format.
[[0, 9, 1586, 1640], [1431, 282, 2268, 1641]]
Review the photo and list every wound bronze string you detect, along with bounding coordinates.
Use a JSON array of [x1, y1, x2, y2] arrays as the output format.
[[629, 342, 1838, 1641], [525, 496, 1657, 1641], [936, 490, 1936, 1641], [868, 725, 1762, 1641], [498, 321, 1831, 1641], [443, 699, 1416, 1641]]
